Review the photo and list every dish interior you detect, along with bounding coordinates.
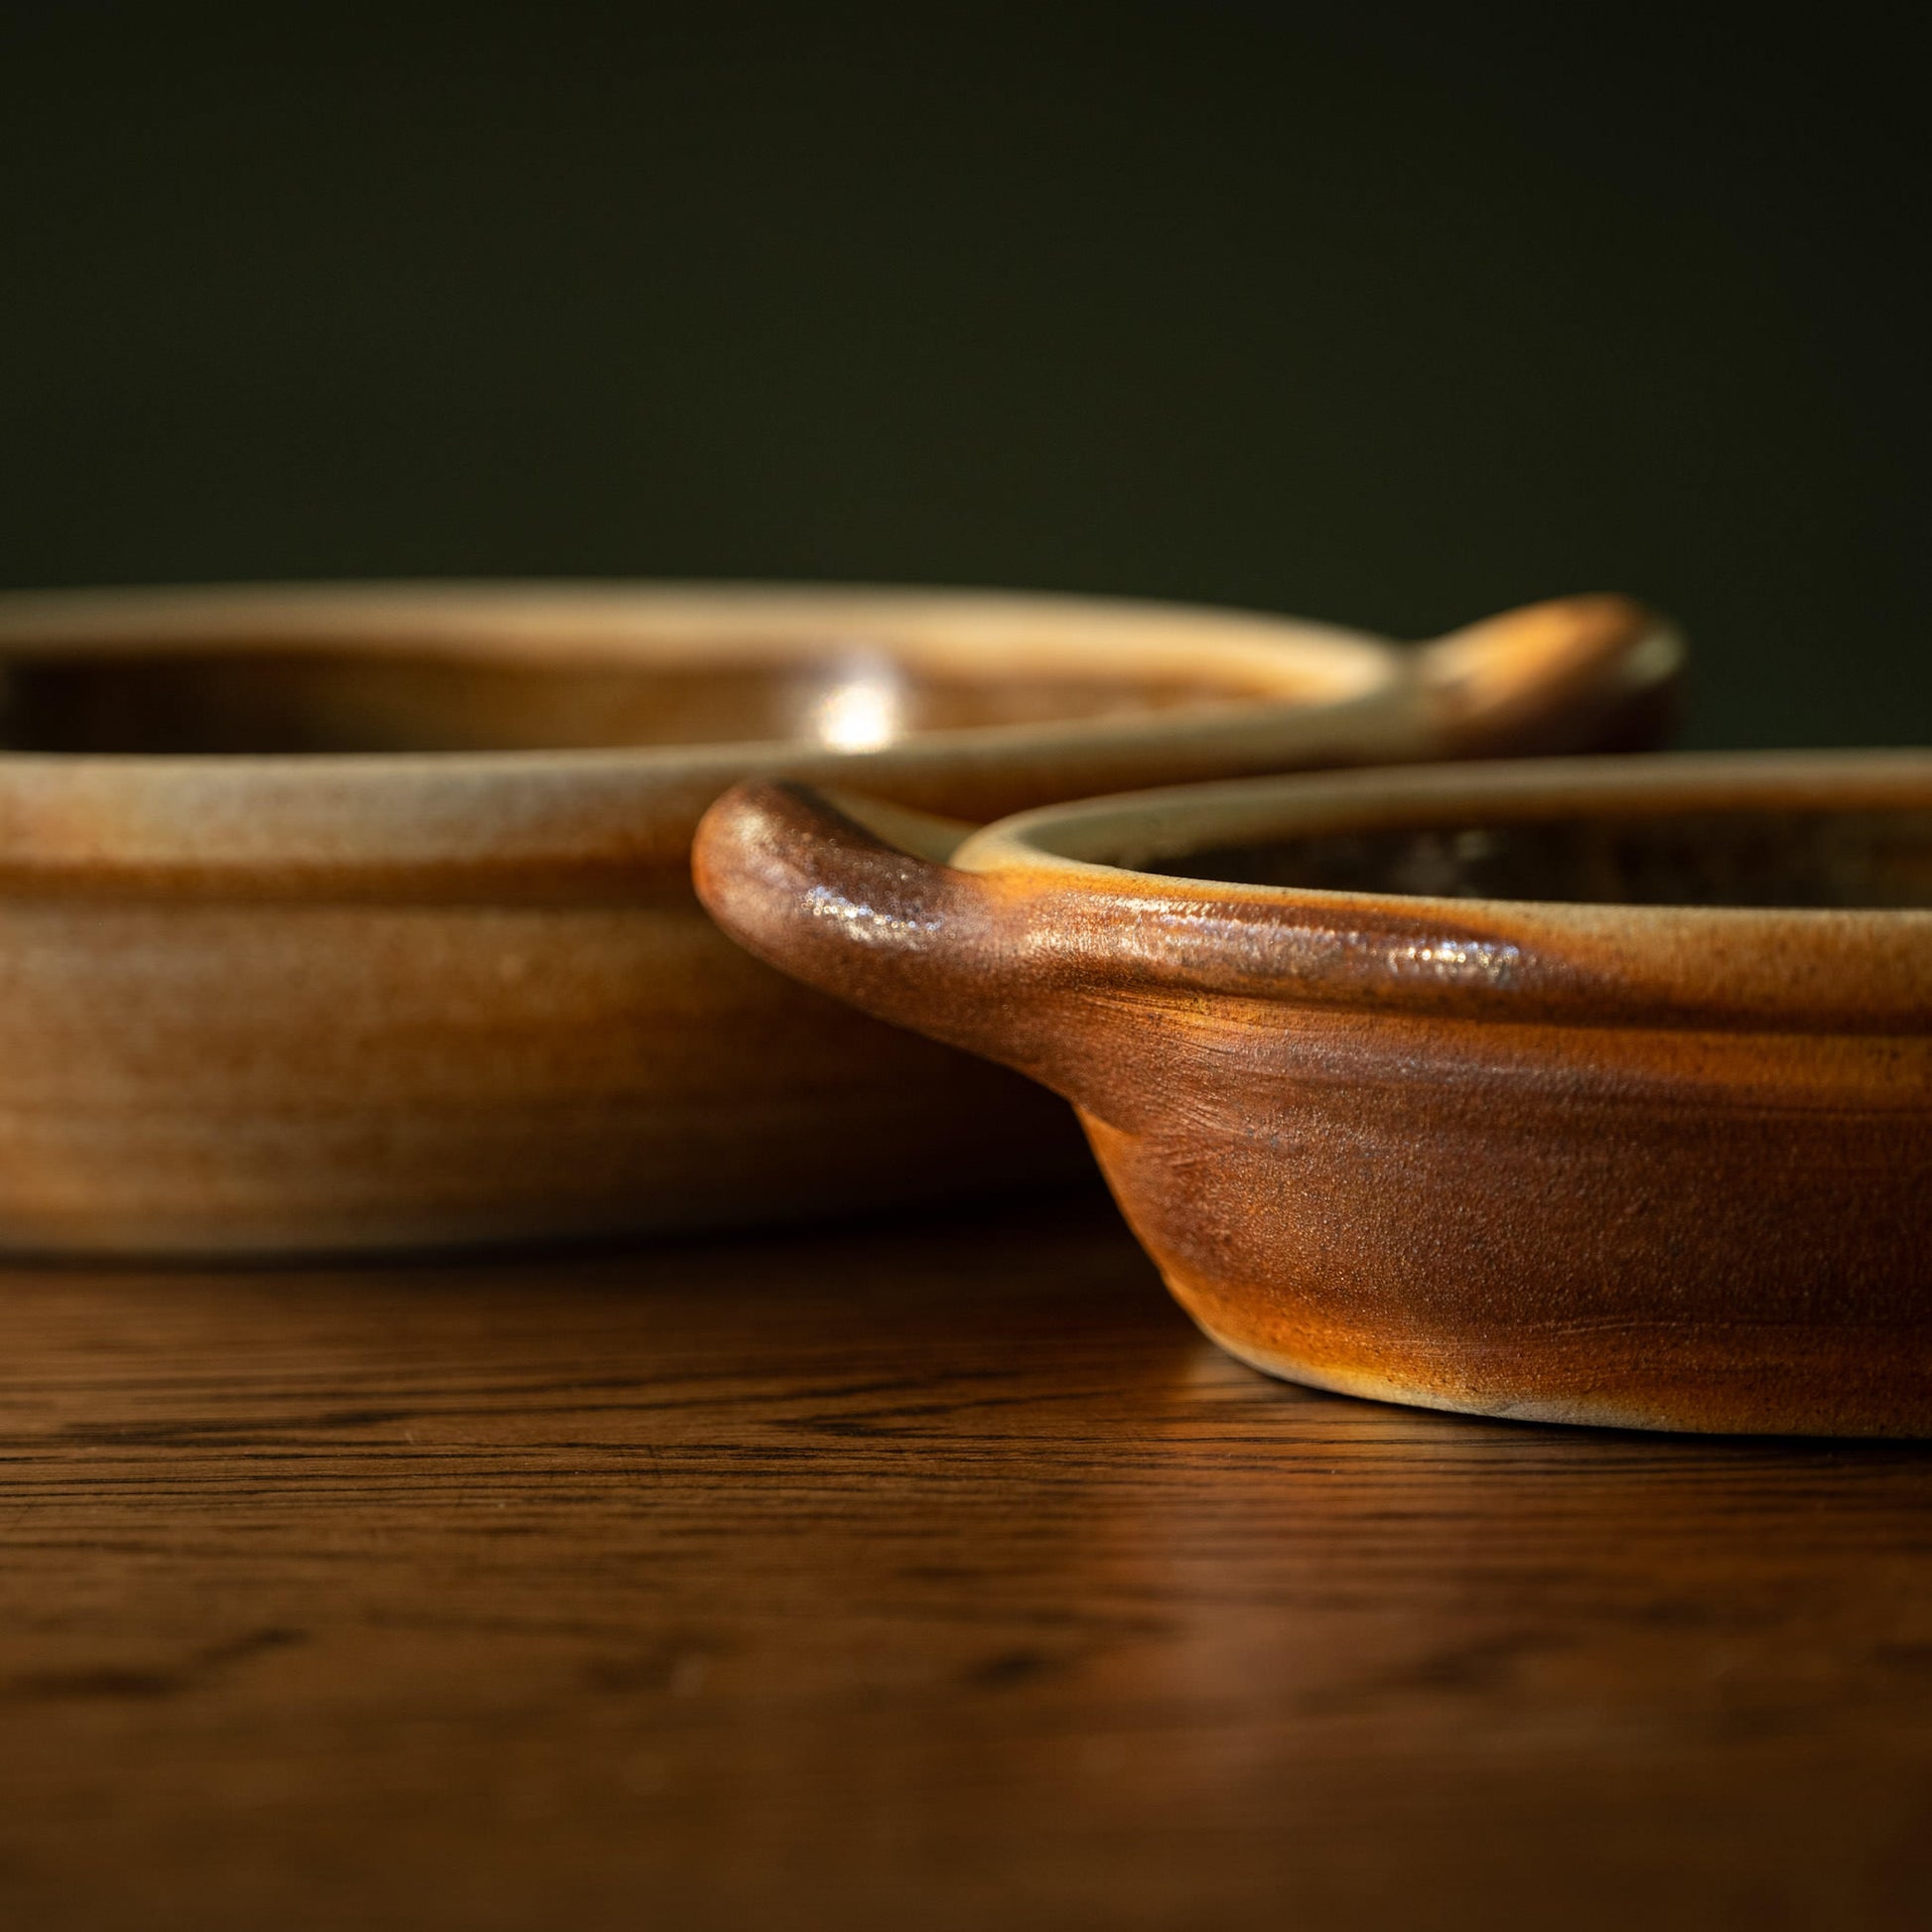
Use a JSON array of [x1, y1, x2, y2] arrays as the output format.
[[0, 647, 1287, 755], [1160, 809, 1932, 909]]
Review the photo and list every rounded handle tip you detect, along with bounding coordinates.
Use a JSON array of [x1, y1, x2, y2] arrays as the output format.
[[1419, 593, 1685, 757], [693, 778, 1016, 1051]]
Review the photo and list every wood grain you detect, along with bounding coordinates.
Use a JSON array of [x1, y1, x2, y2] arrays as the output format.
[[3, 1190, 1930, 1930]]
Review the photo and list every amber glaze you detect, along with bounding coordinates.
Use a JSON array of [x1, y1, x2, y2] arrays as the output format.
[[694, 752, 1932, 1437], [0, 581, 1674, 1257]]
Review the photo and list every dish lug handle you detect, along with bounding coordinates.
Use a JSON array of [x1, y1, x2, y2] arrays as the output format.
[[1416, 593, 1685, 758], [694, 780, 1046, 1072]]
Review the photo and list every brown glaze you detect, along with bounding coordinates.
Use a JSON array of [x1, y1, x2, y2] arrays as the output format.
[[0, 581, 1676, 1257], [694, 752, 1932, 1437]]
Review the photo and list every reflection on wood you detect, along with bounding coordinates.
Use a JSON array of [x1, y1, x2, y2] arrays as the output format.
[[1, 1192, 1928, 1930]]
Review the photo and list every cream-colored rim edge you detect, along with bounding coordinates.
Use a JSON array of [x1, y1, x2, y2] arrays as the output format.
[[951, 751, 1932, 1026], [0, 582, 1404, 879]]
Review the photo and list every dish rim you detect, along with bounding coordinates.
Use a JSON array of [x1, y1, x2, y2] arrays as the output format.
[[0, 579, 1401, 884], [921, 750, 1932, 1031]]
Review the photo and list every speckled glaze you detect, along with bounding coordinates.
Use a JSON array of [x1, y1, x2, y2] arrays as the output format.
[[695, 752, 1932, 1437], [0, 581, 1674, 1257]]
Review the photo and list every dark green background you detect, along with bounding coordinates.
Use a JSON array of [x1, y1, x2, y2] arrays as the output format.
[[4, 4, 1927, 747]]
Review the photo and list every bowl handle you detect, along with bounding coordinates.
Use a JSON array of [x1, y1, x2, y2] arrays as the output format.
[[1415, 593, 1684, 758], [693, 779, 1060, 1078]]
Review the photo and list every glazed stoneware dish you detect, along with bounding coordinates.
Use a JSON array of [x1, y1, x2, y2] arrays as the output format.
[[695, 751, 1932, 1438], [0, 580, 1675, 1257]]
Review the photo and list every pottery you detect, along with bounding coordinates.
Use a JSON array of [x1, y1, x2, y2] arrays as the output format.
[[0, 580, 1674, 1257], [694, 752, 1932, 1438]]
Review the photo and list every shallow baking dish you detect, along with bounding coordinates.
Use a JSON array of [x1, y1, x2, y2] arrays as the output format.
[[696, 751, 1931, 1437], [0, 580, 1674, 1257]]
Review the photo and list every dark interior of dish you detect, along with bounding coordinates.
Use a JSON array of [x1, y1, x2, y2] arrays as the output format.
[[0, 647, 1274, 754], [1164, 809, 1932, 909]]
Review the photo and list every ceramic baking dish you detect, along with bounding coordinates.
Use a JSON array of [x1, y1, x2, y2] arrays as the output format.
[[0, 581, 1675, 1256], [696, 751, 1931, 1436]]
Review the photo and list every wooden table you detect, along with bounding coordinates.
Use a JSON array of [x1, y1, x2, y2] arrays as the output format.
[[3, 1187, 1929, 1930]]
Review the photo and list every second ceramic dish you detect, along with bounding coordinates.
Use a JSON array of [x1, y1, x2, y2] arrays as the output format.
[[0, 580, 1676, 1255]]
